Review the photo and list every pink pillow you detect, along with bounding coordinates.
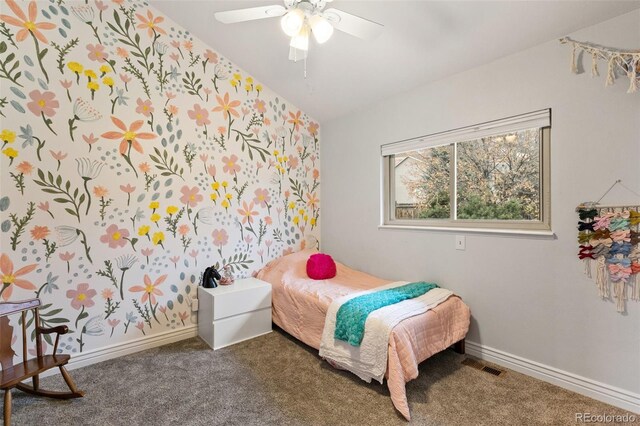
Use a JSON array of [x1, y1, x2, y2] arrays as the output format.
[[306, 253, 337, 280]]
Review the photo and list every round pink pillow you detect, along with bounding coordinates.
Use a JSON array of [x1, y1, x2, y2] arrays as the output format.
[[306, 253, 337, 280]]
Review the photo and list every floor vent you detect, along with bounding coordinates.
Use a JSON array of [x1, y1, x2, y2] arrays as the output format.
[[461, 358, 504, 377]]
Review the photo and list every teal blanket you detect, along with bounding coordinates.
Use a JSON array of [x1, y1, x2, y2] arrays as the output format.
[[334, 282, 439, 346]]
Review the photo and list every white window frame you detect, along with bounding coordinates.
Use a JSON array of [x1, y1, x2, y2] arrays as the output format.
[[380, 109, 552, 235]]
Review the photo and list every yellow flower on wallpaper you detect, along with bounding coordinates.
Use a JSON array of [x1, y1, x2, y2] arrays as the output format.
[[100, 65, 111, 74], [210, 193, 218, 201], [225, 193, 233, 200], [84, 69, 97, 79], [3, 147, 18, 158], [166, 205, 179, 215], [103, 77, 114, 87], [293, 216, 300, 225], [152, 231, 165, 246], [68, 62, 83, 73], [0, 130, 16, 144], [221, 200, 229, 209], [138, 225, 150, 236], [150, 213, 161, 223], [149, 201, 159, 210], [87, 81, 99, 91], [211, 182, 220, 190]]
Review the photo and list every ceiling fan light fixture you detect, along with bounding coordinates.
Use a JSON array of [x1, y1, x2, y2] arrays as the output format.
[[309, 14, 333, 44], [290, 24, 310, 51], [280, 8, 305, 37]]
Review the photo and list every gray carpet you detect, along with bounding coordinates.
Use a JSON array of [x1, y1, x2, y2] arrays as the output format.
[[6, 328, 634, 425]]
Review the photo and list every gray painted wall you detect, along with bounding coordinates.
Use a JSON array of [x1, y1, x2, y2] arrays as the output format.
[[321, 10, 640, 396]]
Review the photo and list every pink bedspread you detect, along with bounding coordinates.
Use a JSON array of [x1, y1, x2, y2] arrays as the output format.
[[256, 250, 471, 420]]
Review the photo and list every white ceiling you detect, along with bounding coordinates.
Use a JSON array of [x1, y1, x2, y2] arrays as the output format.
[[153, 1, 640, 123]]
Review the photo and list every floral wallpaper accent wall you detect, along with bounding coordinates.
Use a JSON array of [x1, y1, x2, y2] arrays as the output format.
[[0, 0, 320, 355]]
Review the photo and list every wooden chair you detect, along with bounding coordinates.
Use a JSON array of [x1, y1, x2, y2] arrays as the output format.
[[1, 298, 84, 425]]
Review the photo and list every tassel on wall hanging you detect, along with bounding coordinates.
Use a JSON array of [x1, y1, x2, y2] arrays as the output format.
[[576, 180, 640, 313], [559, 37, 640, 93]]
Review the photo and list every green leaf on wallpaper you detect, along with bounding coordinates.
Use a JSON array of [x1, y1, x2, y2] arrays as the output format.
[[183, 259, 188, 268], [60, 5, 69, 15], [24, 71, 34, 81], [176, 130, 182, 139], [10, 100, 25, 113], [49, 5, 58, 15], [167, 300, 174, 310], [41, 9, 51, 19], [156, 124, 162, 135], [169, 134, 175, 144], [152, 193, 159, 201], [0, 196, 9, 211], [136, 193, 145, 203], [177, 295, 184, 304], [153, 181, 160, 191], [165, 190, 173, 199], [1, 220, 10, 233], [10, 87, 24, 99], [62, 18, 71, 29], [53, 198, 70, 204], [179, 272, 185, 280], [167, 123, 173, 132], [161, 138, 167, 148], [58, 28, 67, 38], [185, 285, 191, 294], [38, 48, 48, 61], [38, 79, 48, 91], [173, 144, 179, 154], [165, 178, 173, 187], [23, 56, 33, 67], [170, 284, 178, 293]]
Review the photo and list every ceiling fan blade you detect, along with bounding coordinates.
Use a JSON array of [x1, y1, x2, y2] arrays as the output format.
[[215, 5, 286, 24], [323, 8, 383, 40]]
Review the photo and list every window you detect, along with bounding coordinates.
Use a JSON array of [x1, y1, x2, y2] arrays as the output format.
[[381, 109, 551, 232]]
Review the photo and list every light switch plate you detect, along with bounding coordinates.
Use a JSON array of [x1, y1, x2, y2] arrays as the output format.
[[455, 235, 466, 250]]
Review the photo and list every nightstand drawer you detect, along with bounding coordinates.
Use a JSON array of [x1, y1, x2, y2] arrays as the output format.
[[212, 308, 271, 349], [212, 284, 271, 320]]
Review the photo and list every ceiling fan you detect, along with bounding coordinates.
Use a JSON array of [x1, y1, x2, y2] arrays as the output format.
[[214, 0, 384, 61]]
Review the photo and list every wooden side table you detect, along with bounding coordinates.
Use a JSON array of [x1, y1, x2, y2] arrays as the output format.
[[197, 277, 272, 350]]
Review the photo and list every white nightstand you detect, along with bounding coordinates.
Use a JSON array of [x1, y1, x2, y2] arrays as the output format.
[[197, 277, 272, 350]]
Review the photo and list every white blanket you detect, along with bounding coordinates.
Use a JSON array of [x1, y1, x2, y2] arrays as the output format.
[[319, 281, 453, 384]]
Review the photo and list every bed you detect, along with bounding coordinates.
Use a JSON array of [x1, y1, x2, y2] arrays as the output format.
[[256, 249, 471, 420]]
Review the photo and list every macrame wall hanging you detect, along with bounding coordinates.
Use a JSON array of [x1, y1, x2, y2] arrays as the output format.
[[559, 37, 640, 93], [576, 180, 640, 313]]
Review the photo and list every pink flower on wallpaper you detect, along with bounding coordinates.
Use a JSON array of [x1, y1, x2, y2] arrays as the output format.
[[141, 247, 154, 257], [60, 79, 72, 89], [86, 43, 109, 62], [120, 184, 135, 193], [139, 162, 151, 173], [199, 153, 208, 163], [313, 169, 319, 180], [130, 274, 166, 305], [306, 192, 319, 209], [183, 40, 193, 51], [0, 0, 56, 44], [212, 93, 240, 120], [119, 73, 131, 83], [287, 156, 299, 170], [288, 110, 304, 132], [49, 150, 67, 160], [238, 201, 258, 224], [308, 122, 319, 136], [211, 229, 228, 247], [204, 49, 218, 63], [16, 161, 33, 175], [207, 165, 216, 178], [59, 251, 75, 262], [222, 154, 240, 174], [95, 1, 108, 12], [189, 249, 199, 258], [253, 99, 266, 114], [265, 216, 272, 225], [100, 224, 129, 249], [253, 188, 271, 207], [37, 201, 50, 213], [0, 254, 37, 301], [82, 132, 98, 147], [188, 104, 210, 127], [101, 288, 114, 300], [167, 105, 178, 116], [180, 185, 202, 208], [178, 224, 190, 236], [135, 98, 154, 117], [116, 47, 129, 58], [66, 283, 97, 310], [165, 91, 176, 100], [136, 10, 166, 38], [107, 319, 121, 328], [27, 90, 59, 117]]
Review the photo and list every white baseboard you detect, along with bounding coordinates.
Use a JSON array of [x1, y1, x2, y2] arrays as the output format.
[[466, 340, 640, 414], [41, 325, 198, 377]]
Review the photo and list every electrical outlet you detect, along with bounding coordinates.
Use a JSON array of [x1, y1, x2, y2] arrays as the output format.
[[455, 235, 466, 251]]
